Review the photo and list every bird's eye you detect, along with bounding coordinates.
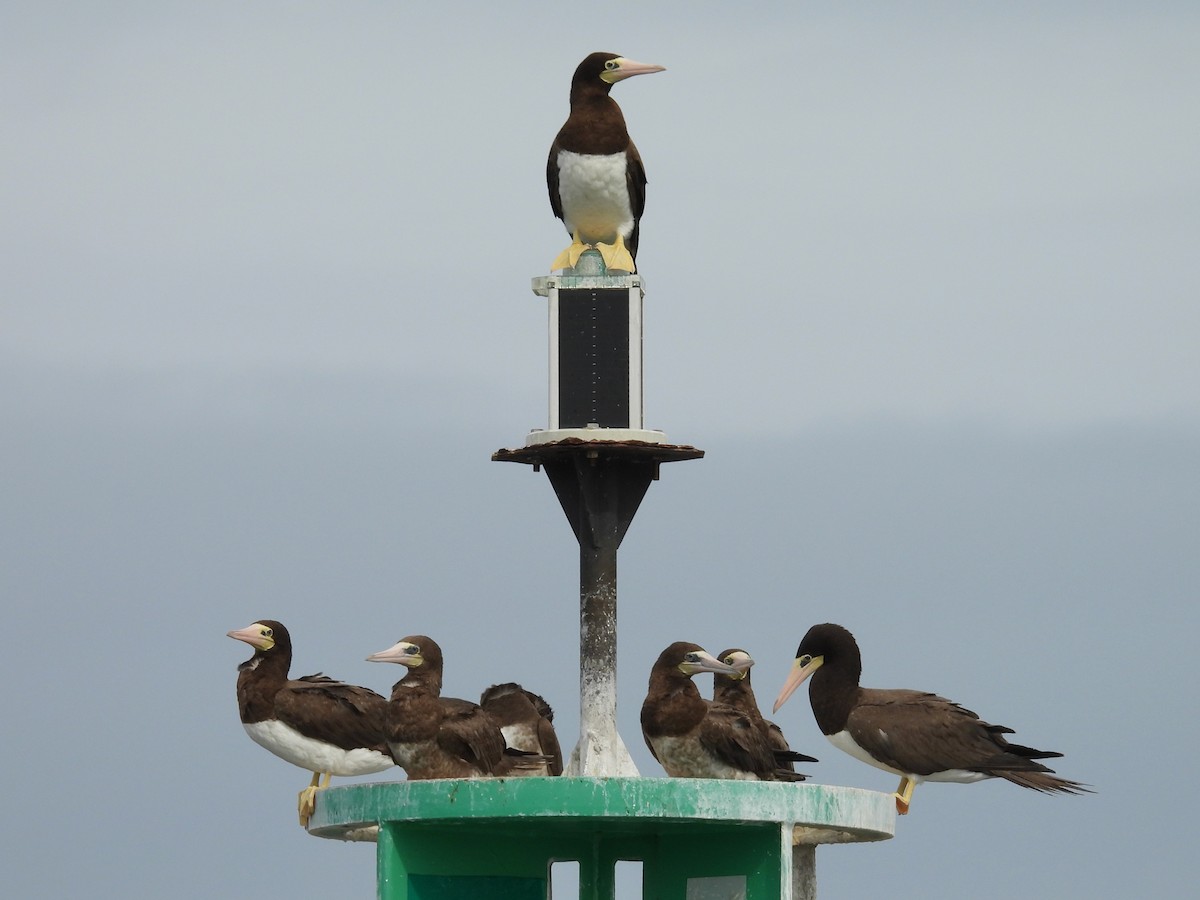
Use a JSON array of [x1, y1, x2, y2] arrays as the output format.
[[405, 644, 420, 655], [798, 654, 812, 666], [723, 655, 733, 664], [262, 628, 272, 637], [605, 60, 618, 70], [684, 652, 700, 663]]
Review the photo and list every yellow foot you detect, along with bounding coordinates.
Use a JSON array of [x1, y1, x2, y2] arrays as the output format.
[[894, 776, 914, 815], [551, 235, 589, 271], [595, 235, 635, 273], [297, 772, 330, 828], [298, 785, 317, 828]]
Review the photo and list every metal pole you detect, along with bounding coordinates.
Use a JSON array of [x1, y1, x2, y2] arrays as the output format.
[[544, 454, 651, 776]]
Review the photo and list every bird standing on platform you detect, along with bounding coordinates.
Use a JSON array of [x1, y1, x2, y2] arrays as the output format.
[[714, 649, 817, 781], [641, 642, 793, 780], [772, 623, 1091, 814], [227, 620, 395, 827], [548, 52, 665, 273], [480, 682, 564, 776], [367, 636, 548, 779]]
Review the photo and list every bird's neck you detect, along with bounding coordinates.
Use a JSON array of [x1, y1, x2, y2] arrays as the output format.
[[569, 83, 614, 110], [235, 651, 289, 722], [384, 682, 442, 743], [808, 662, 861, 735], [561, 93, 630, 154], [644, 676, 708, 735], [390, 667, 442, 698], [713, 678, 757, 712]]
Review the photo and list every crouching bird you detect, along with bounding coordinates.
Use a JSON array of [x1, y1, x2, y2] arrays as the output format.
[[641, 641, 798, 781], [714, 648, 817, 780], [227, 620, 395, 827], [480, 682, 563, 776], [548, 52, 664, 273], [773, 623, 1091, 814], [367, 636, 549, 779]]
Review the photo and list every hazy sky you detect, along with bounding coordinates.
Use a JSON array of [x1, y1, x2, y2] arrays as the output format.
[[3, 3, 1197, 898]]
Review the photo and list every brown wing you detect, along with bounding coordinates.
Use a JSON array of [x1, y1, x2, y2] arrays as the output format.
[[537, 715, 564, 776], [625, 141, 648, 220], [523, 689, 554, 723], [547, 143, 564, 221], [625, 143, 647, 260], [698, 703, 778, 778], [275, 675, 389, 754], [642, 732, 662, 763], [438, 698, 506, 774], [766, 718, 818, 767], [847, 689, 1033, 776]]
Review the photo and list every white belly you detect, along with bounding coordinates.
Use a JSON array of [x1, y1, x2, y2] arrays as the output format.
[[651, 736, 761, 780], [554, 150, 634, 245], [827, 730, 990, 784], [499, 723, 531, 752], [243, 720, 393, 776], [828, 730, 905, 776]]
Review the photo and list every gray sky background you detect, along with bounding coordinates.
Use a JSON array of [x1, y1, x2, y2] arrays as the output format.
[[3, 2, 1197, 898]]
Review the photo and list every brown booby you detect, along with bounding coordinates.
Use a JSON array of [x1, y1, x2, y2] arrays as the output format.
[[366, 636, 547, 779], [480, 683, 563, 776], [640, 641, 793, 780], [227, 620, 395, 827], [772, 623, 1091, 814], [714, 649, 817, 780], [548, 52, 665, 273]]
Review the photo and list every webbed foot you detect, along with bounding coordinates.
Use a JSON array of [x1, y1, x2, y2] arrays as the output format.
[[595, 234, 635, 273], [551, 234, 589, 271], [894, 776, 914, 815]]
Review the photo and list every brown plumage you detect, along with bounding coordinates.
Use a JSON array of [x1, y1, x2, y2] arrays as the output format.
[[714, 649, 816, 781], [367, 636, 547, 780], [773, 623, 1092, 814], [547, 52, 664, 272], [227, 619, 395, 826], [480, 683, 563, 776], [640, 641, 791, 780]]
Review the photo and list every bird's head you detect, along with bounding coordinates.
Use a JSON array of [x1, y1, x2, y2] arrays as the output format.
[[227, 619, 287, 653], [718, 648, 755, 681], [599, 55, 666, 84], [773, 623, 859, 712], [654, 641, 739, 678], [574, 52, 665, 90], [366, 634, 439, 669]]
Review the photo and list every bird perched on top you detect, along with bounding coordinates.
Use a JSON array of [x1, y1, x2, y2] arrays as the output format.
[[227, 620, 395, 827], [366, 635, 549, 779], [773, 623, 1091, 814], [714, 648, 817, 780], [548, 51, 665, 274], [641, 641, 799, 781], [480, 682, 563, 776]]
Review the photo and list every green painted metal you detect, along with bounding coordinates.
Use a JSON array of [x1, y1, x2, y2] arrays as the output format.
[[408, 875, 543, 899], [309, 777, 893, 899]]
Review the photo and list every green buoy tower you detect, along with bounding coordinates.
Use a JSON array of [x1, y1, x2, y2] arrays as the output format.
[[307, 254, 895, 897]]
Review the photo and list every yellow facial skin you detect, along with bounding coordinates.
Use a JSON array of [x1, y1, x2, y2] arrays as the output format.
[[772, 654, 825, 713], [599, 57, 667, 85], [365, 640, 423, 667], [227, 622, 275, 651]]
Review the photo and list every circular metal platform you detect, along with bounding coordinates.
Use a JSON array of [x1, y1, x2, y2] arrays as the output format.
[[307, 777, 895, 846]]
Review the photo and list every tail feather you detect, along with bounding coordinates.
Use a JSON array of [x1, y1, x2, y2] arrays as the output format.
[[997, 768, 1093, 796], [987, 724, 1068, 762], [773, 768, 812, 783], [774, 748, 819, 764], [496, 746, 555, 776], [1001, 739, 1065, 762]]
